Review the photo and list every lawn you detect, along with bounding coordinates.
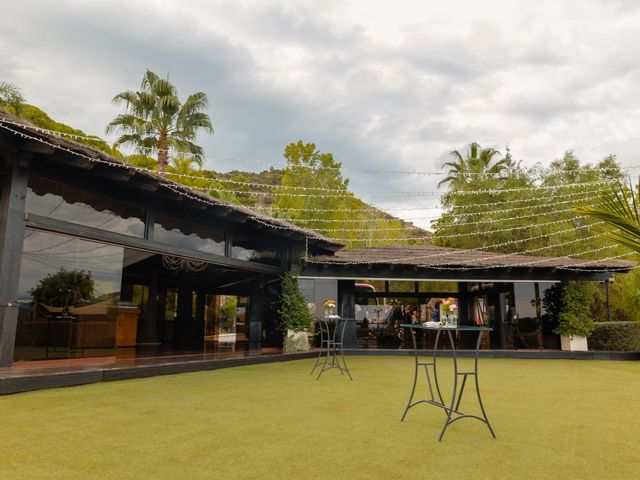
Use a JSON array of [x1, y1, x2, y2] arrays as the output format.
[[1, 356, 639, 480]]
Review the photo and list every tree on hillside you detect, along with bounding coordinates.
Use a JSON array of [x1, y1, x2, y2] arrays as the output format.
[[106, 70, 213, 175], [0, 81, 25, 114], [433, 149, 626, 259], [271, 141, 410, 248]]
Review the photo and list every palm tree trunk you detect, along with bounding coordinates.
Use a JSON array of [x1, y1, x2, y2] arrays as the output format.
[[157, 133, 169, 175]]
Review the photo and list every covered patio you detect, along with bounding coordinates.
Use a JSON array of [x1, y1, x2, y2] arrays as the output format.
[[300, 245, 634, 351]]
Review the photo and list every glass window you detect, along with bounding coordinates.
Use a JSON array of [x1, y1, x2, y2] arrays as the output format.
[[26, 176, 145, 237], [231, 236, 281, 266], [388, 281, 416, 293], [153, 211, 225, 256], [355, 280, 385, 293], [297, 279, 315, 304], [513, 282, 540, 349], [15, 229, 126, 361], [204, 294, 250, 352], [539, 282, 561, 349], [418, 281, 458, 293]]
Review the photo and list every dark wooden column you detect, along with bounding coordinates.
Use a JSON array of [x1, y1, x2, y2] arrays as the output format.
[[338, 279, 356, 348], [138, 269, 161, 344], [194, 288, 205, 348], [0, 157, 29, 367], [248, 277, 264, 351]]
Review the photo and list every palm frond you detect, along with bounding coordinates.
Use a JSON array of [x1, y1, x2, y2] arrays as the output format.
[[575, 178, 640, 253]]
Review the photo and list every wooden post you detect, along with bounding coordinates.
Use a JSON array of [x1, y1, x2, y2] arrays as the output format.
[[338, 280, 356, 348], [248, 294, 263, 350], [0, 157, 29, 367], [138, 269, 161, 344], [248, 277, 264, 350]]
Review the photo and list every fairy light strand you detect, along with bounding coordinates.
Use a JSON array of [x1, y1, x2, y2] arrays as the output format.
[[2, 116, 639, 176], [1, 119, 632, 272]]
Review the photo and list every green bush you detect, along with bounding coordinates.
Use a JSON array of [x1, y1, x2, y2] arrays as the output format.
[[554, 281, 596, 337], [589, 322, 640, 351], [278, 272, 313, 332]]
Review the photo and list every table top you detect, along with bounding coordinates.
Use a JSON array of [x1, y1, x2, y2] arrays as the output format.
[[401, 323, 493, 332], [318, 316, 358, 322]]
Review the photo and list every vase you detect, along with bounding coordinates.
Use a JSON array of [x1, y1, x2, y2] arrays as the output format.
[[324, 307, 335, 318]]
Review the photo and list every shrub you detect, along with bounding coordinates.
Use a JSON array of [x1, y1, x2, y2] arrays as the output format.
[[589, 322, 640, 351], [553, 281, 596, 337], [278, 272, 314, 332]]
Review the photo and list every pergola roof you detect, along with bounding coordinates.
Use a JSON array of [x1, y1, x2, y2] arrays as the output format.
[[302, 245, 635, 282], [309, 245, 634, 271]]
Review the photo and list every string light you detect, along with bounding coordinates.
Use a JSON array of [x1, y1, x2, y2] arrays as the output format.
[[1, 119, 631, 273], [3, 116, 638, 175], [166, 179, 615, 198], [325, 216, 595, 242], [414, 238, 618, 270], [306, 222, 605, 265], [413, 245, 625, 271], [273, 204, 594, 227], [254, 191, 600, 214], [563, 252, 639, 272], [2, 119, 618, 210], [305, 234, 631, 272], [0, 122, 333, 242]]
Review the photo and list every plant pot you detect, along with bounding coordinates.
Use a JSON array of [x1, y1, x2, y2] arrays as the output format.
[[284, 329, 310, 353], [560, 335, 588, 351]]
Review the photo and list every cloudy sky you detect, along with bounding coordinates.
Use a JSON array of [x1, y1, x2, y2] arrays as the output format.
[[2, 0, 640, 222]]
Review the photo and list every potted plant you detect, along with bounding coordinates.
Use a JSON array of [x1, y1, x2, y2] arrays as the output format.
[[553, 281, 595, 351], [279, 271, 314, 353]]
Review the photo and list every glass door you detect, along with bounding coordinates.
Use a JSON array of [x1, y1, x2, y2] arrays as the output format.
[[203, 294, 250, 352], [162, 288, 179, 345]]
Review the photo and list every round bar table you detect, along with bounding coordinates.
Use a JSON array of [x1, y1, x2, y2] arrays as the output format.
[[311, 315, 356, 380], [400, 323, 496, 441]]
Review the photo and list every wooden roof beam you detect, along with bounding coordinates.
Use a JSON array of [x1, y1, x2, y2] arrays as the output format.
[[17, 137, 56, 155], [50, 150, 95, 170]]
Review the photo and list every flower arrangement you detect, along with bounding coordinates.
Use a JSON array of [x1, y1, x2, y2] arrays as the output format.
[[323, 299, 336, 309], [323, 299, 337, 317], [440, 297, 458, 315]]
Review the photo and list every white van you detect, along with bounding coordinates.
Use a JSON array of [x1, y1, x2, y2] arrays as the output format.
[[355, 283, 393, 329]]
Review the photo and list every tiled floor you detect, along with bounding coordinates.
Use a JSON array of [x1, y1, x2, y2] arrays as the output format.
[[0, 347, 285, 380]]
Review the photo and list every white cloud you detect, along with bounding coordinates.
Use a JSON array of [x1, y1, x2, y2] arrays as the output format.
[[1, 0, 640, 222]]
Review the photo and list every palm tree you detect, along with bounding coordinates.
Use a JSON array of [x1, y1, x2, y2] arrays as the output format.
[[438, 142, 508, 188], [575, 179, 640, 252], [106, 70, 213, 175]]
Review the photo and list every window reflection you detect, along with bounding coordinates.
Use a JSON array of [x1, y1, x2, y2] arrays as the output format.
[[513, 282, 540, 349], [154, 211, 225, 256], [231, 236, 281, 266], [539, 282, 561, 349], [16, 229, 125, 360], [354, 295, 460, 349], [26, 177, 145, 237], [204, 294, 249, 352]]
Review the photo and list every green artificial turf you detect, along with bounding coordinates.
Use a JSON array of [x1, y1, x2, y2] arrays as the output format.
[[1, 356, 639, 480]]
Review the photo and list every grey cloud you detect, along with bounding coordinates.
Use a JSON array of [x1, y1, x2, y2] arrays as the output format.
[[2, 0, 640, 215]]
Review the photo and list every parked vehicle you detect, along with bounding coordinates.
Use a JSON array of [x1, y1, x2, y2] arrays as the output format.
[[354, 283, 393, 329]]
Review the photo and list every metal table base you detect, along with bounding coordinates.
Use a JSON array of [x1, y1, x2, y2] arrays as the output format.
[[311, 316, 353, 380], [400, 324, 496, 441]]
